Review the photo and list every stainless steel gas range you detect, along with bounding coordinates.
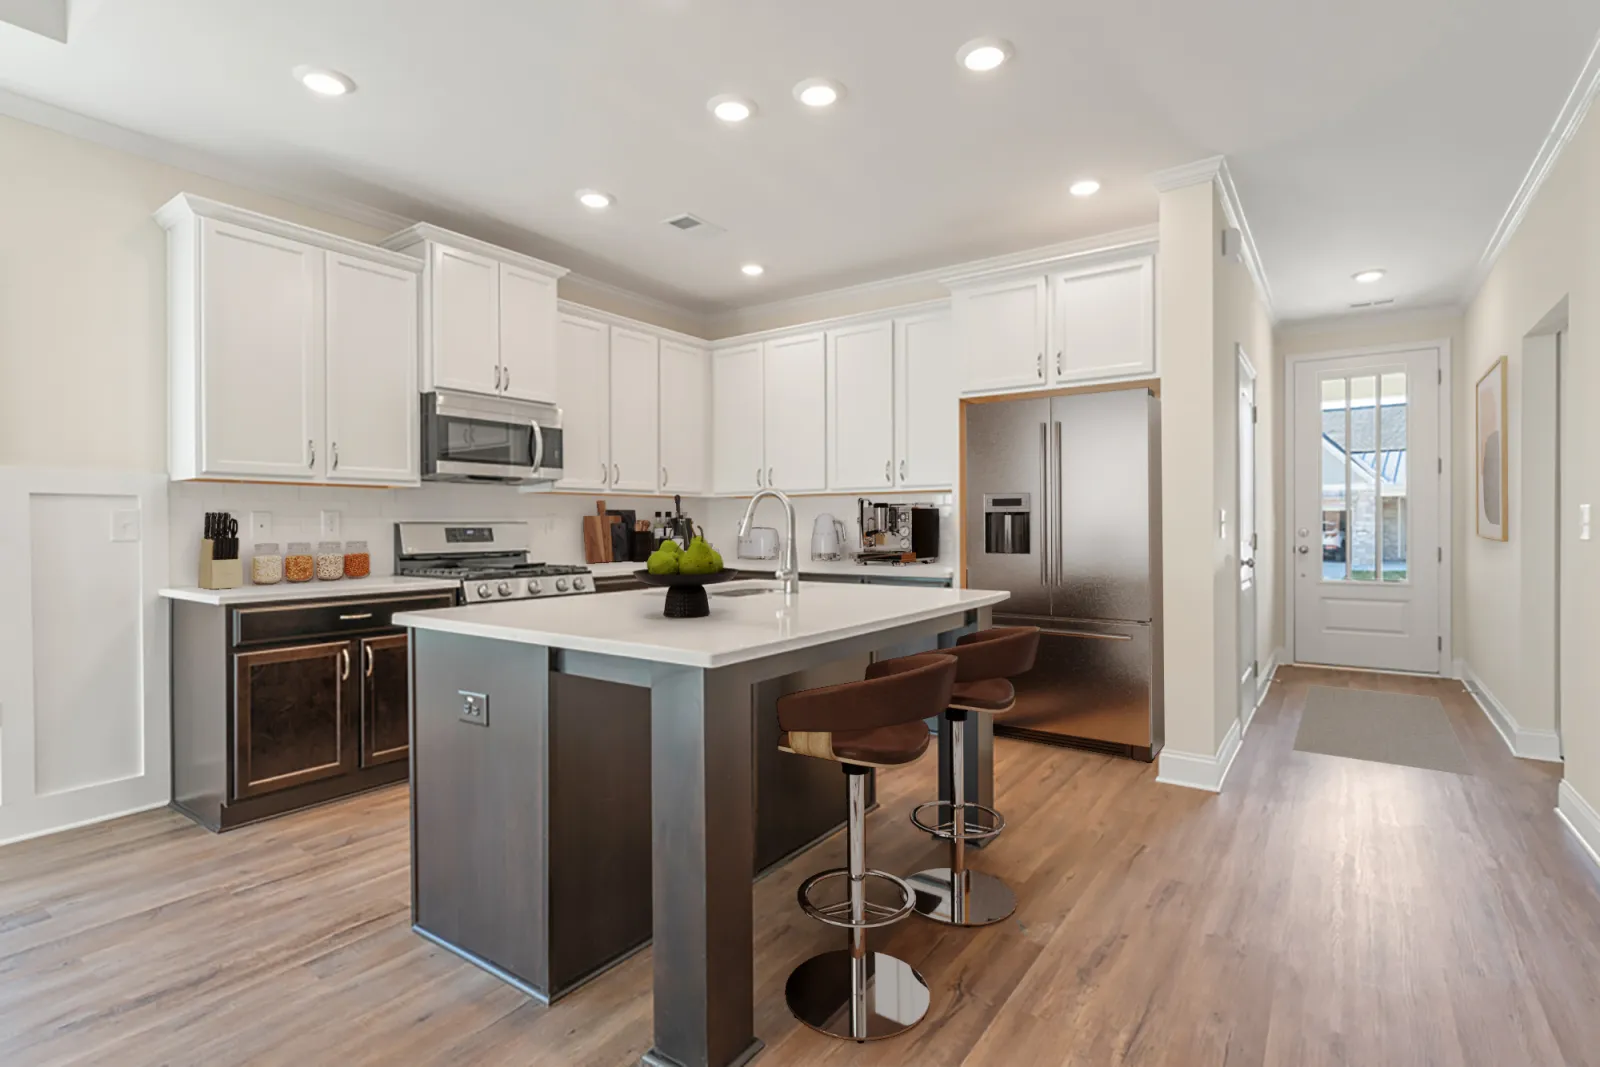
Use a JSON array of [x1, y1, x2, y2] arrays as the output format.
[[394, 521, 594, 603]]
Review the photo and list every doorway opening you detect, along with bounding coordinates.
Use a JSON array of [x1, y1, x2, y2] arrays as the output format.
[[1518, 300, 1567, 759], [1238, 347, 1258, 728]]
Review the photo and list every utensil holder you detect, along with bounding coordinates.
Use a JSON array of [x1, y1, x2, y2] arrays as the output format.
[[198, 539, 243, 590]]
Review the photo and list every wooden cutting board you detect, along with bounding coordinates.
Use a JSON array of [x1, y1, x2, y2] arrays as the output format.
[[583, 500, 617, 563]]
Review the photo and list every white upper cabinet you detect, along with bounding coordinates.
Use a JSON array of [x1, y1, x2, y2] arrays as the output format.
[[659, 340, 710, 495], [607, 326, 659, 493], [382, 224, 566, 401], [498, 263, 559, 403], [158, 195, 423, 487], [826, 321, 896, 491], [1049, 256, 1155, 383], [954, 276, 1047, 394], [555, 314, 611, 492], [712, 344, 764, 494], [193, 220, 325, 480], [325, 253, 420, 485], [895, 311, 956, 489], [762, 333, 827, 492], [429, 243, 501, 395]]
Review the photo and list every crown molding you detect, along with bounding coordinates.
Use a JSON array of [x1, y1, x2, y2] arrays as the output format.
[[380, 222, 568, 278], [555, 299, 710, 348], [1150, 154, 1274, 322], [711, 298, 951, 350], [559, 271, 712, 331], [153, 193, 423, 271], [1465, 28, 1600, 304]]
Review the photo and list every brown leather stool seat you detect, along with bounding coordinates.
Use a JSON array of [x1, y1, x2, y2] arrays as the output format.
[[907, 626, 1040, 928], [775, 652, 957, 1043]]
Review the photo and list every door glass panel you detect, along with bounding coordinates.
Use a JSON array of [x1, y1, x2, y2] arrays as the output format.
[[1380, 372, 1409, 582], [1347, 376, 1378, 581], [1320, 377, 1349, 580]]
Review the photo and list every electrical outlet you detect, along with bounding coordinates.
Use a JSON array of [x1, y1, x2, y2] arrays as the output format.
[[320, 510, 342, 539], [459, 690, 489, 727], [250, 511, 273, 541], [110, 509, 141, 543]]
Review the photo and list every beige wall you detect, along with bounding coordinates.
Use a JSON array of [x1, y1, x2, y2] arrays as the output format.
[[1158, 181, 1276, 762], [1275, 308, 1469, 663], [1457, 99, 1600, 805]]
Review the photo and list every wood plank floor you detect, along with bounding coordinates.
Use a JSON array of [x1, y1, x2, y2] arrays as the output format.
[[3, 666, 1600, 1066]]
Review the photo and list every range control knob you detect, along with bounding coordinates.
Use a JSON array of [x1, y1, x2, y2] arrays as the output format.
[[475, 583, 490, 599], [555, 578, 570, 592], [497, 582, 512, 597], [573, 577, 588, 591], [527, 579, 542, 595]]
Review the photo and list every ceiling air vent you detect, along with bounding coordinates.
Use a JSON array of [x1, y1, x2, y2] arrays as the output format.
[[1348, 298, 1396, 310], [662, 212, 724, 236]]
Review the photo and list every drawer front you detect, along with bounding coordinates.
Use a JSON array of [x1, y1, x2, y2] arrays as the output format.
[[232, 593, 456, 647]]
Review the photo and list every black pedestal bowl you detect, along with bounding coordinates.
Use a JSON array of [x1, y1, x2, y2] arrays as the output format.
[[633, 568, 736, 618]]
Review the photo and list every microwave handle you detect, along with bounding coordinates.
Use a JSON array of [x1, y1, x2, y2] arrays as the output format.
[[529, 420, 545, 472]]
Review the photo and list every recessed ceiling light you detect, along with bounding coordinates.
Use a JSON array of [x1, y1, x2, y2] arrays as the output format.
[[293, 66, 355, 97], [957, 38, 1013, 73], [741, 264, 765, 277], [1353, 269, 1386, 284], [708, 95, 756, 123], [576, 190, 613, 210], [1069, 179, 1101, 197], [793, 78, 844, 108]]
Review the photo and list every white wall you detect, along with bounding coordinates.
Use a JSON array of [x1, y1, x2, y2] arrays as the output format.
[[1456, 96, 1599, 809]]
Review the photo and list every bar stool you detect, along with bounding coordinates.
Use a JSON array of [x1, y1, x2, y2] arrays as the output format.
[[777, 652, 959, 1042], [907, 626, 1041, 927]]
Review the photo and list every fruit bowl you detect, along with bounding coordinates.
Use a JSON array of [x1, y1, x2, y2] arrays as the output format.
[[633, 568, 736, 618]]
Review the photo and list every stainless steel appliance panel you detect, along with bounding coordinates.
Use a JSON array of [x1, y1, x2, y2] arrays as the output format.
[[422, 391, 563, 484], [1050, 390, 1155, 623], [964, 397, 1052, 617], [992, 615, 1156, 758]]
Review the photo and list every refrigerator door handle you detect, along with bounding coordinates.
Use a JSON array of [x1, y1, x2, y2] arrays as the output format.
[[1039, 421, 1051, 587], [1053, 419, 1064, 588]]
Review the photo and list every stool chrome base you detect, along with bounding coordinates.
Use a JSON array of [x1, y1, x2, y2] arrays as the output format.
[[784, 949, 931, 1042], [906, 866, 1017, 927]]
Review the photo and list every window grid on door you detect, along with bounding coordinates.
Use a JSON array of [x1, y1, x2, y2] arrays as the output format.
[[1320, 369, 1409, 584]]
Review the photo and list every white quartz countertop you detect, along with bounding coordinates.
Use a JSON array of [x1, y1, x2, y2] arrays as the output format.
[[394, 580, 1006, 669], [583, 559, 954, 581], [159, 576, 462, 606]]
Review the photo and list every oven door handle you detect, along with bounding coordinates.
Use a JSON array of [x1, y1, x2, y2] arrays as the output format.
[[530, 419, 545, 473]]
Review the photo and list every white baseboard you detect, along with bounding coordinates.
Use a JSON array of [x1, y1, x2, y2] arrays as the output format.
[[1557, 780, 1600, 876], [1242, 646, 1284, 732], [1460, 661, 1563, 763], [1157, 718, 1243, 793]]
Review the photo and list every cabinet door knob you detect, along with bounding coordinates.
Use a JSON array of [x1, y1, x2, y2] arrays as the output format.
[[340, 647, 351, 682]]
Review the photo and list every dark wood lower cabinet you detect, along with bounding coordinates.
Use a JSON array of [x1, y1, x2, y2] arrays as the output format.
[[171, 592, 455, 832], [361, 634, 411, 767]]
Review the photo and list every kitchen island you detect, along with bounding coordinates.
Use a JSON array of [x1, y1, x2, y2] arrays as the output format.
[[395, 577, 1007, 1067]]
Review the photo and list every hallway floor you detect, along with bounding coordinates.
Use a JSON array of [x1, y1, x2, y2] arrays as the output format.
[[1, 666, 1597, 1066]]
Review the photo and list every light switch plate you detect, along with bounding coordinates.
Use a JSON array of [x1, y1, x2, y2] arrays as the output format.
[[459, 690, 489, 727], [320, 510, 342, 539], [250, 511, 273, 541], [110, 509, 141, 543], [1581, 504, 1592, 542]]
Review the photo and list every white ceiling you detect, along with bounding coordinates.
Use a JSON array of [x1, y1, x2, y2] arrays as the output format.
[[0, 0, 1596, 321]]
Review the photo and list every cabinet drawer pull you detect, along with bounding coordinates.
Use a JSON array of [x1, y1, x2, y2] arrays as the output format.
[[661, 466, 668, 485], [340, 647, 351, 681], [308, 439, 315, 468], [768, 466, 774, 486], [884, 460, 891, 483], [756, 468, 763, 487], [899, 459, 907, 480], [503, 367, 511, 392], [1036, 352, 1043, 378], [331, 442, 340, 471], [338, 612, 373, 621], [364, 645, 375, 678], [495, 365, 502, 391], [613, 463, 620, 484]]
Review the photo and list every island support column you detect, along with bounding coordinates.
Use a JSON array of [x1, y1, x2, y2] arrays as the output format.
[[643, 663, 762, 1067]]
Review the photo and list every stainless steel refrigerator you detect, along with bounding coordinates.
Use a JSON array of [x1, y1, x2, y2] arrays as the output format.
[[965, 388, 1163, 760]]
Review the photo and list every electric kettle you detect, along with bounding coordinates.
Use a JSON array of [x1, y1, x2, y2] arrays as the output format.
[[811, 514, 847, 561]]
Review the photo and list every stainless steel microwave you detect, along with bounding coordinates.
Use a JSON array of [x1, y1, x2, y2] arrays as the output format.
[[421, 391, 564, 485]]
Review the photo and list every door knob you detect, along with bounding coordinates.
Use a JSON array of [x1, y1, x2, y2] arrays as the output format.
[[1297, 545, 1310, 554]]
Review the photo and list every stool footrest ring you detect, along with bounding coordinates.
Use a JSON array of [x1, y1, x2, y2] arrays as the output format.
[[797, 868, 916, 929], [910, 799, 1006, 841]]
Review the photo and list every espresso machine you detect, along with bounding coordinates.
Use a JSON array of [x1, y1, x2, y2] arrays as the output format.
[[856, 498, 940, 563]]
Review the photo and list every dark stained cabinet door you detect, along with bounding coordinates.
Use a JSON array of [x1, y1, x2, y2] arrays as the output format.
[[233, 640, 357, 800], [360, 633, 411, 767]]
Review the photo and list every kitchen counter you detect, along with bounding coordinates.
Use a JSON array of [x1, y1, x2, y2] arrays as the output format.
[[582, 558, 955, 581], [400, 579, 1006, 1066], [159, 575, 462, 605], [394, 579, 997, 669]]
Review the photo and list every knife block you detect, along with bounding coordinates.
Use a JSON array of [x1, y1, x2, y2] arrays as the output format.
[[198, 539, 243, 590]]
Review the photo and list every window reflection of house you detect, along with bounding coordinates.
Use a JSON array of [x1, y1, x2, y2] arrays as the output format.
[[1321, 394, 1408, 580]]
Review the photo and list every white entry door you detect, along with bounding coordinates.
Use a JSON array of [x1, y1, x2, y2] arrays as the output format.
[[1293, 347, 1442, 672]]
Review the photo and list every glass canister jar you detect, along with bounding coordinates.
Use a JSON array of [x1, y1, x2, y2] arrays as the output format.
[[343, 540, 371, 579], [316, 541, 345, 581], [285, 542, 314, 583], [251, 543, 283, 585]]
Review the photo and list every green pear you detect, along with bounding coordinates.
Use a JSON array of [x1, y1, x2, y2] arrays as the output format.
[[658, 539, 682, 557], [679, 541, 718, 575], [647, 548, 680, 575]]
